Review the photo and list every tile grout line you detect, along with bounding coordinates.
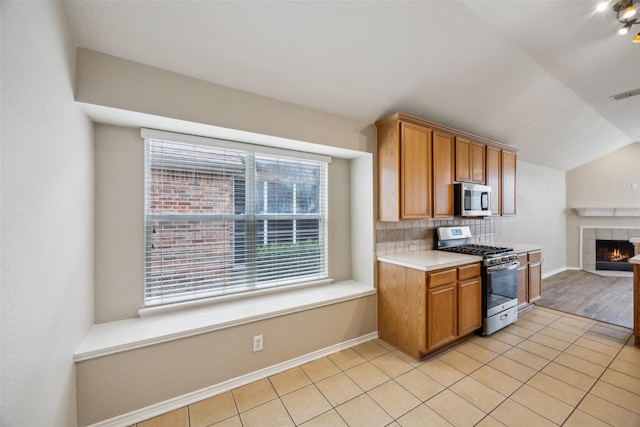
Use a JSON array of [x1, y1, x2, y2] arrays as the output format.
[[180, 307, 633, 427], [521, 312, 630, 426], [563, 334, 639, 425], [462, 311, 607, 426]]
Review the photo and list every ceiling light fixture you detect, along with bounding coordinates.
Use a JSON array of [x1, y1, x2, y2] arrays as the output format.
[[622, 5, 637, 18], [619, 20, 634, 34], [597, 0, 640, 41]]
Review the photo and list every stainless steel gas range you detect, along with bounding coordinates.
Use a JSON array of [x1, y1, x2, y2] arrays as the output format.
[[436, 226, 519, 335]]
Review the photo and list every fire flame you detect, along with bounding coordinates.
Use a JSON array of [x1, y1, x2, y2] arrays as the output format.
[[608, 248, 629, 262]]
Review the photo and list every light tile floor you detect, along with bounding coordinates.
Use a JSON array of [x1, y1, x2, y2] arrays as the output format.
[[134, 307, 640, 427]]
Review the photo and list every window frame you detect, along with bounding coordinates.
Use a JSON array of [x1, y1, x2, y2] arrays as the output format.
[[142, 129, 331, 308]]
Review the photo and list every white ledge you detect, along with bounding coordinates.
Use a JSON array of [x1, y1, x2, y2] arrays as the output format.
[[574, 207, 640, 217], [75, 280, 375, 362]]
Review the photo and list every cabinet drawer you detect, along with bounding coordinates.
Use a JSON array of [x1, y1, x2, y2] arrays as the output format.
[[528, 251, 542, 263], [428, 269, 457, 288], [458, 263, 480, 281], [517, 254, 527, 264]]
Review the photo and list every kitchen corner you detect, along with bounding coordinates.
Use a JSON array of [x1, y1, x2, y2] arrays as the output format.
[[376, 224, 544, 361]]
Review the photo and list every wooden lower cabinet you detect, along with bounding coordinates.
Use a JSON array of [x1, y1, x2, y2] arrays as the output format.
[[633, 264, 640, 347], [528, 251, 542, 302], [516, 250, 542, 309], [458, 276, 482, 336], [517, 253, 528, 307], [377, 262, 427, 356], [427, 282, 457, 350], [378, 261, 481, 360]]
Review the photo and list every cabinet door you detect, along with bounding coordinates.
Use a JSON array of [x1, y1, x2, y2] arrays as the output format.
[[458, 278, 482, 335], [470, 142, 485, 184], [455, 137, 471, 183], [400, 122, 432, 219], [528, 251, 542, 302], [485, 146, 501, 216], [427, 284, 457, 350], [517, 254, 528, 306], [502, 151, 517, 216], [377, 121, 401, 221], [378, 262, 428, 359], [432, 131, 454, 218]]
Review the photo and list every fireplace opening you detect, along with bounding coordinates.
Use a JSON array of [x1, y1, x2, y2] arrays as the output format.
[[595, 239, 634, 271]]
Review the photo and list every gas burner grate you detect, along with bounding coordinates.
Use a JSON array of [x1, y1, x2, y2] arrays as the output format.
[[440, 244, 514, 257]]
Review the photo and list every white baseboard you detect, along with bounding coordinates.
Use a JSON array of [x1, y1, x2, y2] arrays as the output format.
[[542, 266, 576, 279], [87, 331, 379, 427]]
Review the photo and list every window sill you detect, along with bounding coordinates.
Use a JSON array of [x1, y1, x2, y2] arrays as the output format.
[[74, 280, 376, 362]]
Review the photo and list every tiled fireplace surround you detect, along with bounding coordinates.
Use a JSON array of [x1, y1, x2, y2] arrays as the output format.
[[375, 218, 496, 256], [580, 226, 640, 272]]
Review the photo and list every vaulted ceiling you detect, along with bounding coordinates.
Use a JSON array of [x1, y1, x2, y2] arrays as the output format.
[[64, 1, 640, 171]]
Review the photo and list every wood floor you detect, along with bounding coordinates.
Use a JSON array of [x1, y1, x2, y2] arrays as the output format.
[[535, 269, 633, 329]]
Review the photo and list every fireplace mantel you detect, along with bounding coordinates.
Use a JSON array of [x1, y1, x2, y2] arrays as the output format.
[[574, 207, 640, 217]]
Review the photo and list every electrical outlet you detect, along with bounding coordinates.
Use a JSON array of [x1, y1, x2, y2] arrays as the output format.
[[632, 183, 638, 190], [253, 335, 263, 352]]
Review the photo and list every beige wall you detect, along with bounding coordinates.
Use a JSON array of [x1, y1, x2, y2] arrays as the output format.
[[496, 160, 567, 274], [76, 48, 372, 154], [94, 125, 145, 320], [1, 3, 95, 426], [565, 142, 640, 267], [94, 124, 363, 322], [76, 296, 377, 425], [81, 46, 377, 425]]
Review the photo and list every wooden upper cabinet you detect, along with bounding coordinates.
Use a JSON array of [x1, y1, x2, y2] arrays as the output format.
[[377, 121, 400, 221], [502, 150, 517, 216], [455, 138, 472, 183], [470, 142, 485, 183], [485, 146, 501, 216], [432, 131, 454, 218], [376, 113, 518, 220], [377, 120, 432, 221], [400, 123, 432, 219], [455, 137, 485, 184]]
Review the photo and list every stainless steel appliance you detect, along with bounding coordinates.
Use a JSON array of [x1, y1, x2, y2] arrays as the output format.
[[436, 226, 518, 335], [454, 183, 491, 217]]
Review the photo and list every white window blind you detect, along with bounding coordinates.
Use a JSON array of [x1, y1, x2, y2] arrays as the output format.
[[143, 131, 329, 307]]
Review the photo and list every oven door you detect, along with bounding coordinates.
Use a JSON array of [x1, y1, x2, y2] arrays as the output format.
[[484, 261, 519, 317]]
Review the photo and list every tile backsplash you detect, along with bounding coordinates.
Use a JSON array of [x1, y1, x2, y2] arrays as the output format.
[[375, 217, 496, 255]]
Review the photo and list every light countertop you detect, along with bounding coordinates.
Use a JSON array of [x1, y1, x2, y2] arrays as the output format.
[[494, 242, 542, 254], [631, 254, 640, 265], [377, 250, 482, 271]]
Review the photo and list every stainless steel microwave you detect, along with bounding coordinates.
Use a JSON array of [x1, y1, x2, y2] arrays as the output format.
[[454, 182, 492, 217]]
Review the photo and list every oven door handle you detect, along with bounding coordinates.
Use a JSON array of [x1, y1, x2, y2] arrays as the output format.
[[486, 262, 520, 272]]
